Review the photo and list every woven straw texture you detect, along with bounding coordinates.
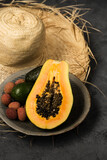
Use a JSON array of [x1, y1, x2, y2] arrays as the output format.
[[0, 1, 94, 83]]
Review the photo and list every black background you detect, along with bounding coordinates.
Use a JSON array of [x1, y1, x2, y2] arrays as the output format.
[[0, 0, 107, 160]]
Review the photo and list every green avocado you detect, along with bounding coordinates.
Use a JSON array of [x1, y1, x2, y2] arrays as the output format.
[[11, 82, 33, 104], [25, 66, 42, 83]]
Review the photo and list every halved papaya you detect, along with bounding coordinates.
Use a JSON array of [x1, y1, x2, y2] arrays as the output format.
[[26, 59, 73, 129]]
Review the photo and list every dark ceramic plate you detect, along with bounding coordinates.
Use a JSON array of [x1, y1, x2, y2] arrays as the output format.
[[0, 68, 91, 136]]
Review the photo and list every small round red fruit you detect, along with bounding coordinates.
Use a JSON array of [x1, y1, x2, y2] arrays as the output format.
[[8, 102, 21, 110], [4, 82, 15, 94], [1, 94, 11, 105], [6, 108, 17, 120], [17, 107, 26, 121], [15, 79, 25, 85]]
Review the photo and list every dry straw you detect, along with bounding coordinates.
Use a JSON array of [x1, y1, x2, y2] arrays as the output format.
[[0, 0, 96, 84], [0, 0, 96, 131]]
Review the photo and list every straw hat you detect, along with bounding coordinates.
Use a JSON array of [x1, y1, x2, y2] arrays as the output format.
[[0, 1, 94, 84]]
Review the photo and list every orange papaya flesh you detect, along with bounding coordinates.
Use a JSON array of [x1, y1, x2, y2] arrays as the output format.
[[26, 59, 73, 129]]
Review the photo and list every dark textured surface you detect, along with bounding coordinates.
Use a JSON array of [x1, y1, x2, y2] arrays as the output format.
[[0, 0, 107, 160]]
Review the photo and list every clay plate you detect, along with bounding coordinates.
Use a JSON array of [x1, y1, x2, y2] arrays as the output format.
[[0, 68, 91, 136]]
